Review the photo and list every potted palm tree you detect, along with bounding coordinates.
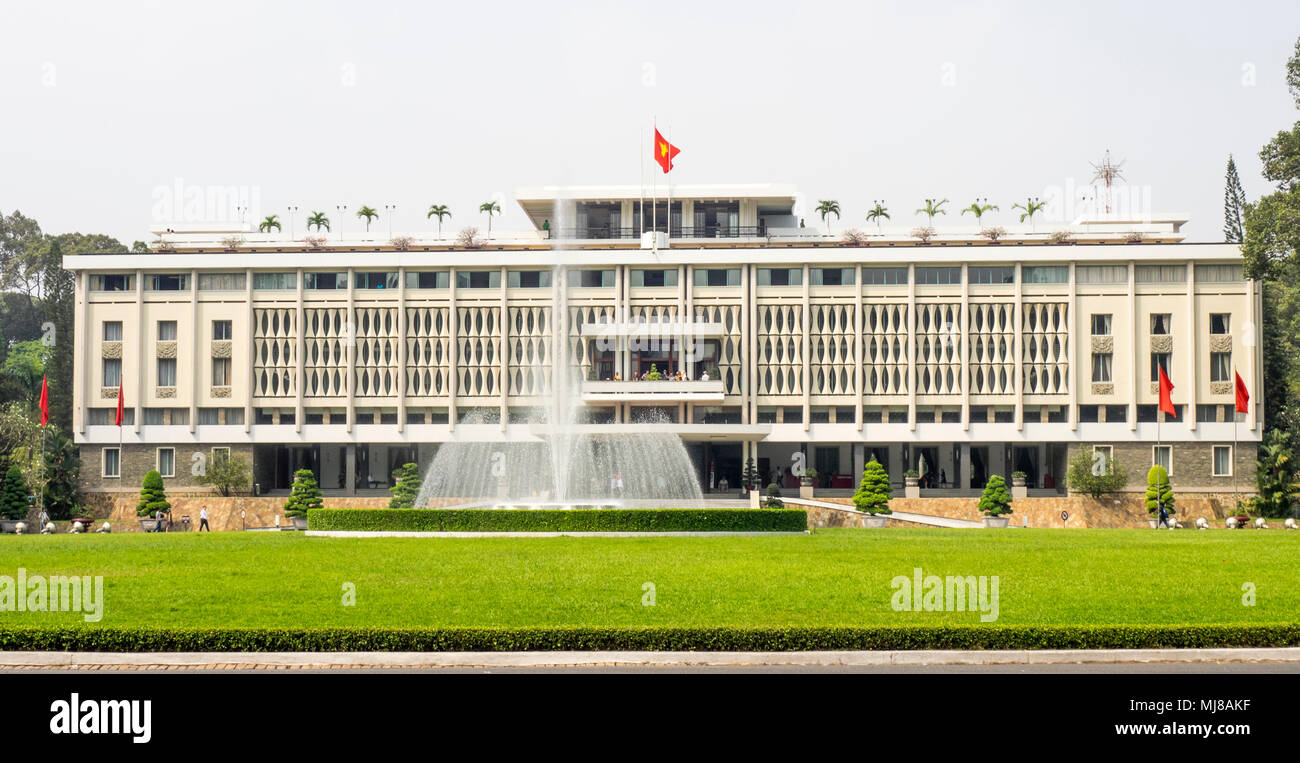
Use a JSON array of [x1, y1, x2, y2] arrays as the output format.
[[916, 198, 949, 226], [479, 200, 501, 234], [356, 205, 379, 233], [865, 202, 890, 233], [815, 200, 840, 234], [1012, 198, 1047, 233], [427, 204, 452, 238], [960, 201, 998, 230], [979, 475, 1013, 527], [258, 215, 282, 235]]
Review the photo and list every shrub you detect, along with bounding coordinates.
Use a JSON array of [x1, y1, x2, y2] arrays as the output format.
[[841, 229, 869, 246], [135, 469, 170, 518], [1066, 450, 1128, 500], [853, 458, 892, 515], [196, 453, 251, 497], [1049, 230, 1074, 245], [1145, 465, 1175, 516], [308, 508, 809, 533], [764, 483, 784, 508], [978, 475, 1013, 516], [980, 226, 1007, 241], [904, 468, 919, 479], [910, 226, 936, 242], [285, 469, 324, 518], [456, 227, 484, 249], [389, 463, 422, 509], [0, 465, 29, 520]]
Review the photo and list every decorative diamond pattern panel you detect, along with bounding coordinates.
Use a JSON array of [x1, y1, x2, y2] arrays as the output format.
[[915, 303, 961, 395], [302, 308, 347, 397], [456, 306, 501, 397], [1022, 302, 1069, 394], [629, 304, 679, 324], [968, 303, 1014, 394], [405, 307, 451, 397], [353, 307, 398, 397], [862, 303, 908, 395], [253, 308, 296, 397], [569, 305, 617, 376], [809, 303, 854, 395], [756, 304, 803, 395], [507, 306, 551, 396], [693, 304, 742, 395]]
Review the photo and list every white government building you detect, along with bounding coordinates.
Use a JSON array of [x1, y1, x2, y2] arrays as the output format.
[[64, 183, 1261, 498]]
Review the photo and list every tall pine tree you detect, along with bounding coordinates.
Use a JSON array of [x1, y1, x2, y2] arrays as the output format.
[[1224, 155, 1247, 243]]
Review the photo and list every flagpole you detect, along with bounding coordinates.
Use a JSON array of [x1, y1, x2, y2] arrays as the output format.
[[638, 127, 644, 237], [652, 117, 658, 250], [667, 124, 672, 241]]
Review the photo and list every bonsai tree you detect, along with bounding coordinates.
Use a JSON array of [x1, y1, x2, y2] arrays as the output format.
[[306, 211, 330, 232], [1, 465, 30, 520], [815, 199, 841, 233], [479, 200, 501, 233], [356, 205, 379, 232], [389, 462, 422, 509], [853, 458, 893, 515], [426, 204, 452, 236], [285, 468, 324, 518], [865, 202, 890, 233], [978, 474, 1013, 516], [1066, 449, 1128, 500], [258, 214, 281, 234], [764, 482, 784, 508], [136, 469, 170, 518], [741, 458, 759, 493], [1145, 465, 1175, 518], [196, 453, 251, 497], [915, 198, 949, 225], [645, 363, 663, 381]]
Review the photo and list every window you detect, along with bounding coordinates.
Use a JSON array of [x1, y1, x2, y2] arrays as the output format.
[[197, 273, 246, 291], [969, 266, 1015, 284], [157, 358, 176, 387], [1091, 353, 1112, 383], [811, 268, 854, 286], [405, 271, 449, 289], [103, 321, 123, 341], [1092, 445, 1114, 473], [197, 408, 220, 425], [89, 408, 132, 425], [253, 272, 296, 290], [213, 357, 231, 386], [157, 448, 175, 478], [916, 267, 962, 285], [146, 273, 189, 291], [1210, 352, 1231, 383], [1209, 314, 1230, 335], [1150, 314, 1171, 334], [1212, 446, 1233, 477], [1152, 445, 1172, 474], [1149, 352, 1171, 382], [91, 274, 133, 291], [566, 269, 613, 288], [1195, 264, 1243, 283], [103, 447, 120, 478], [212, 447, 231, 465], [355, 271, 399, 289], [757, 268, 801, 287], [102, 358, 122, 387], [756, 407, 777, 424], [507, 270, 553, 289], [143, 408, 164, 425], [861, 267, 908, 285], [1090, 314, 1112, 336], [693, 268, 740, 287], [305, 272, 347, 290], [224, 408, 244, 425], [1023, 266, 1068, 284], [157, 320, 177, 341], [1077, 265, 1127, 284], [455, 270, 501, 289], [1105, 405, 1128, 423], [213, 320, 232, 340], [1078, 405, 1099, 422], [1136, 264, 1186, 283], [630, 269, 677, 288], [782, 407, 803, 424]]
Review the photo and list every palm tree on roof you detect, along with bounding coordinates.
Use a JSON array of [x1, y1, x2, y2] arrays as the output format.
[[815, 200, 841, 234], [960, 201, 999, 228], [356, 206, 379, 232], [479, 200, 501, 234], [916, 198, 949, 225], [426, 204, 452, 237], [258, 215, 281, 234], [865, 202, 890, 233], [306, 211, 330, 232]]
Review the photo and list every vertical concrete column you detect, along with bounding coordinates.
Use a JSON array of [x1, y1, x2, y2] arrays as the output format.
[[295, 268, 305, 435], [801, 263, 810, 432], [960, 263, 970, 430], [741, 264, 751, 424], [499, 266, 508, 432], [134, 268, 144, 436], [1068, 262, 1078, 431], [1013, 263, 1024, 431], [852, 443, 864, 486], [244, 268, 254, 434], [854, 265, 864, 431], [907, 264, 917, 431], [959, 442, 972, 491], [344, 443, 356, 496], [448, 268, 458, 433], [681, 199, 694, 236], [74, 271, 87, 434], [189, 268, 199, 434], [397, 267, 406, 434], [678, 264, 688, 375], [1127, 261, 1138, 431], [1248, 276, 1259, 432], [345, 268, 355, 434], [1185, 262, 1197, 432]]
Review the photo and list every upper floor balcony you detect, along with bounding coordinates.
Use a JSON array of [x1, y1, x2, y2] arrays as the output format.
[[580, 379, 726, 404]]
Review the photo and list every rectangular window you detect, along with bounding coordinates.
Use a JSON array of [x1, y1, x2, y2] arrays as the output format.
[[1210, 352, 1231, 383], [103, 321, 123, 341], [1090, 314, 1112, 335], [782, 407, 803, 424], [305, 272, 347, 290], [916, 266, 962, 285], [1150, 352, 1171, 382], [143, 408, 165, 425], [253, 272, 297, 290], [354, 271, 399, 289], [213, 320, 232, 340], [1195, 264, 1243, 283], [693, 268, 741, 287], [757, 268, 801, 287], [565, 269, 613, 288], [103, 358, 122, 387], [455, 270, 501, 289], [1078, 405, 1099, 422], [157, 448, 175, 478], [1152, 445, 1172, 474], [969, 266, 1015, 285], [1209, 314, 1230, 335], [91, 274, 133, 291], [1212, 445, 1233, 477], [630, 269, 677, 288], [89, 408, 133, 425], [103, 447, 120, 478], [157, 320, 177, 341], [507, 270, 553, 288], [146, 273, 189, 291], [756, 407, 777, 424], [861, 267, 908, 286], [1092, 445, 1114, 473], [1105, 405, 1128, 423], [1136, 264, 1186, 283], [225, 408, 244, 425], [1023, 266, 1068, 284], [197, 273, 246, 291], [157, 358, 176, 387], [1091, 353, 1112, 383], [213, 357, 231, 386], [405, 271, 450, 289], [811, 268, 854, 286], [197, 408, 220, 425], [1150, 314, 1171, 334], [1077, 265, 1127, 284]]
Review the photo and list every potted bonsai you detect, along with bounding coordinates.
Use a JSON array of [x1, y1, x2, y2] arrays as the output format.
[[853, 458, 893, 528], [741, 458, 759, 501], [285, 468, 324, 529], [979, 474, 1013, 528], [136, 469, 171, 532], [904, 468, 920, 498], [0, 465, 30, 533], [1010, 470, 1028, 498]]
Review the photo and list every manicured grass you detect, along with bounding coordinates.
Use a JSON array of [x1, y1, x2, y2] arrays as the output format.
[[0, 529, 1295, 632]]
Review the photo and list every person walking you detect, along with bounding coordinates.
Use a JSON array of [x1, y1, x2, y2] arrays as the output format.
[[199, 506, 211, 532], [1156, 502, 1171, 530]]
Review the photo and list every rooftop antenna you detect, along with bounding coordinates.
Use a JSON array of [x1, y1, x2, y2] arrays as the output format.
[[1089, 150, 1126, 215]]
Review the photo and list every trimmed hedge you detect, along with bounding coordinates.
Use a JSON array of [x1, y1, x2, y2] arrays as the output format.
[[307, 508, 809, 533], [0, 624, 1297, 652]]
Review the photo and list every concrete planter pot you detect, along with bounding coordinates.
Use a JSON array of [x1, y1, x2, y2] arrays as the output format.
[[798, 484, 816, 500], [904, 476, 920, 499], [139, 518, 163, 532], [291, 516, 308, 531], [864, 515, 889, 528], [983, 516, 1010, 528]]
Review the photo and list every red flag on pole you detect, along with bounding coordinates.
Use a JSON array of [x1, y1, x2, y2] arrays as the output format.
[[114, 380, 125, 426], [38, 374, 48, 426], [1158, 365, 1176, 418], [1235, 371, 1250, 414], [652, 128, 680, 174]]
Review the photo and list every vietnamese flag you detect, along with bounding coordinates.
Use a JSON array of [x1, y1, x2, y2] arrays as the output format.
[[1158, 365, 1176, 418], [38, 376, 48, 428], [653, 128, 680, 174], [114, 380, 125, 426], [1235, 371, 1250, 414]]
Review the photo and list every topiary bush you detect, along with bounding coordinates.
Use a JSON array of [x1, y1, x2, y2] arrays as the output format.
[[1, 465, 30, 520], [978, 475, 1013, 516], [853, 458, 892, 515], [135, 469, 170, 518], [388, 462, 422, 509], [1145, 465, 1175, 516], [764, 482, 784, 508], [285, 468, 324, 518]]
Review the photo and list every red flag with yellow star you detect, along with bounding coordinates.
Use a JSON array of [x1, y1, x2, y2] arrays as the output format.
[[653, 128, 680, 174]]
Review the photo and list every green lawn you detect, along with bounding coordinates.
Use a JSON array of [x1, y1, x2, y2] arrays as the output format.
[[0, 529, 1295, 630]]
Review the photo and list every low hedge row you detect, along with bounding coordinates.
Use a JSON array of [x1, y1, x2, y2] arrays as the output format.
[[307, 508, 809, 533], [1, 625, 1297, 652]]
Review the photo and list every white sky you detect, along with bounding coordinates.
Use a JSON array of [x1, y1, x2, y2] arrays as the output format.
[[1, 0, 1298, 243]]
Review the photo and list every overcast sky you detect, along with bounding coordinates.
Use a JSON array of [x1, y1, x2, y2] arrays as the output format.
[[2, 0, 1298, 244]]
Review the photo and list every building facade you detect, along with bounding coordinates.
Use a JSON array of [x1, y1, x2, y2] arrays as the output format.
[[64, 185, 1262, 499]]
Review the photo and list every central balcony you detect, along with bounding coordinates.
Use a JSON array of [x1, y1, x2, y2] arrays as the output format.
[[577, 320, 726, 339], [580, 379, 726, 403]]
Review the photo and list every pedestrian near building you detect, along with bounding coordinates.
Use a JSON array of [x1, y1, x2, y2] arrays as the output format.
[[199, 506, 210, 532]]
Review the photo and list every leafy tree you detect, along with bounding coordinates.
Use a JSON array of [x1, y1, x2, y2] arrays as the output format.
[[3, 339, 47, 408], [136, 469, 170, 518], [1224, 154, 1247, 243], [388, 462, 422, 508], [1254, 429, 1297, 517], [852, 458, 892, 515], [479, 200, 501, 233], [41, 239, 74, 433], [41, 428, 80, 520], [131, 240, 150, 253], [196, 453, 251, 497], [306, 211, 330, 232], [915, 198, 949, 225], [1066, 449, 1128, 500], [978, 474, 1013, 516], [258, 215, 282, 234], [865, 202, 890, 232], [0, 465, 30, 520], [356, 206, 379, 232], [426, 204, 452, 236], [814, 200, 841, 233], [960, 201, 999, 227], [285, 468, 324, 517], [1145, 465, 1175, 517]]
